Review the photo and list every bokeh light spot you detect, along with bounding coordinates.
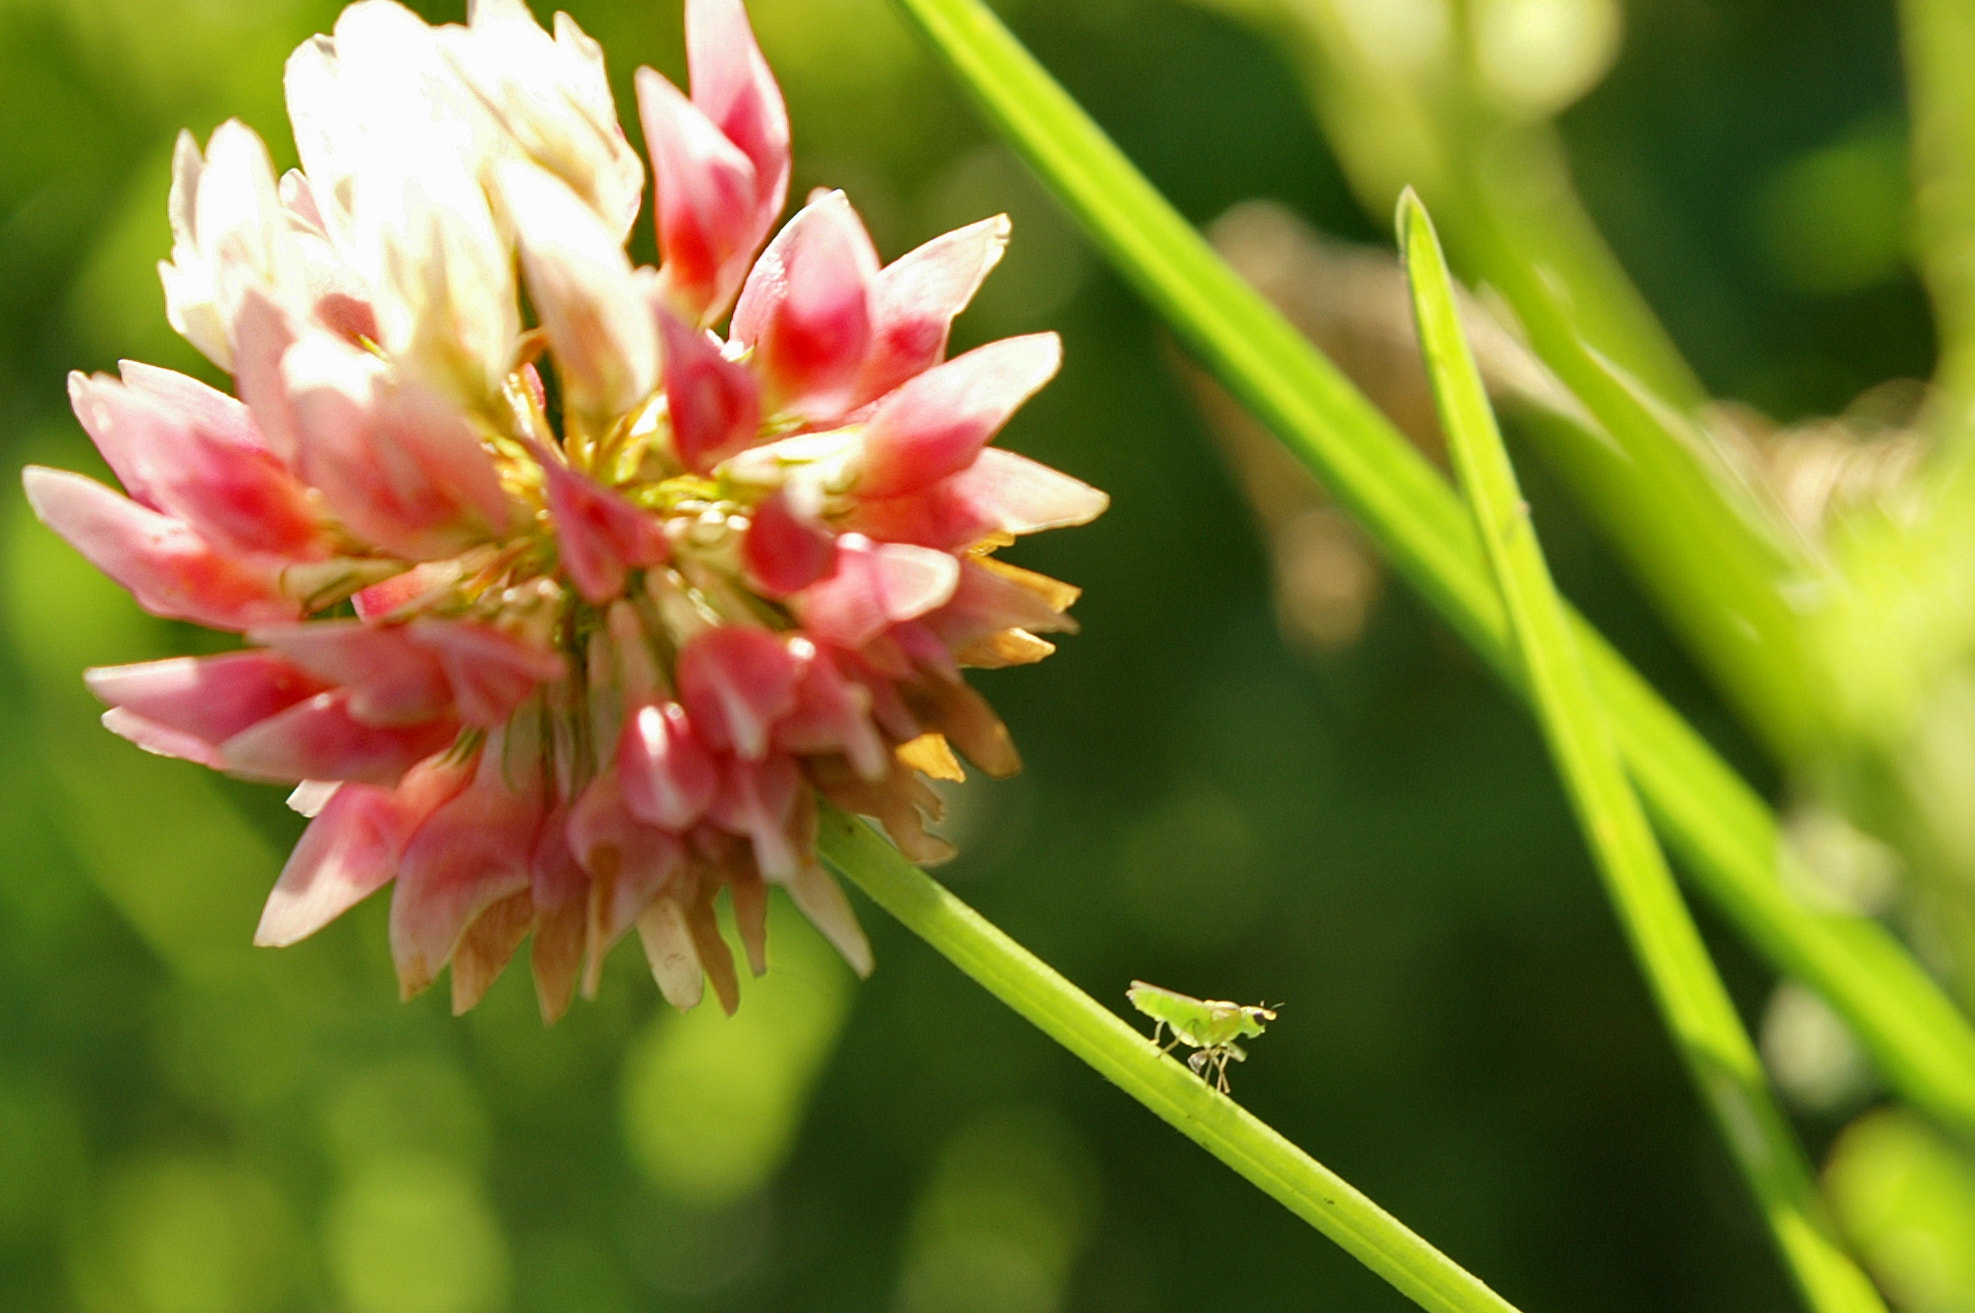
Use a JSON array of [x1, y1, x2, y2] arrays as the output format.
[[1115, 786, 1269, 950], [323, 1056, 492, 1176], [324, 1154, 511, 1313], [895, 1106, 1099, 1313], [1757, 119, 1910, 295], [1826, 1108, 1975, 1312], [96, 1154, 295, 1313], [620, 900, 852, 1207]]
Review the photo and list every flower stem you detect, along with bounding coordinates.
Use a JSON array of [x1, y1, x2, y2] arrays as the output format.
[[816, 805, 1524, 1313], [882, 0, 1975, 1146], [1401, 191, 1885, 1313]]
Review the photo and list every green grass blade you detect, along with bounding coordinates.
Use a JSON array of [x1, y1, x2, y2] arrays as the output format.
[[1455, 230, 1824, 754], [1400, 191, 1884, 1313], [1898, 0, 1975, 433], [881, 0, 1975, 1142], [816, 807, 1525, 1313]]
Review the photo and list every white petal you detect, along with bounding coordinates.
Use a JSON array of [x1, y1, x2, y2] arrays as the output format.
[[785, 863, 874, 977], [358, 160, 519, 402], [497, 160, 655, 419], [157, 122, 294, 369], [445, 1, 645, 238], [636, 898, 707, 1011]]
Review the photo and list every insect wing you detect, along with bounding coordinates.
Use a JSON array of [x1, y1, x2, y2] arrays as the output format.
[[1128, 981, 1215, 1046]]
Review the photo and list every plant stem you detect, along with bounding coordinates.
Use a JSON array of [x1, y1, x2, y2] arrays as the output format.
[[1402, 191, 1885, 1313], [881, 0, 1975, 1144], [816, 806, 1524, 1313]]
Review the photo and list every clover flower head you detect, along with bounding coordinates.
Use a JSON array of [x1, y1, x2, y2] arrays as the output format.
[[25, 0, 1106, 1020]]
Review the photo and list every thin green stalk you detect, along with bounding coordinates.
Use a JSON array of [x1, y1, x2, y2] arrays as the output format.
[[816, 807, 1523, 1313], [881, 0, 1975, 1144], [1401, 192, 1884, 1313], [1448, 183, 1823, 756], [1897, 0, 1975, 437]]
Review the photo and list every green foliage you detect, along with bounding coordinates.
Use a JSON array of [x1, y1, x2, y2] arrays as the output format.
[[1402, 190, 1882, 1313], [820, 807, 1523, 1313], [1828, 1110, 1975, 1312], [881, 0, 1975, 1150], [7, 0, 1975, 1309]]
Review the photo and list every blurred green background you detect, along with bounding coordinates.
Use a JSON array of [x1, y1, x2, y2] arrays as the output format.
[[0, 0, 1963, 1310]]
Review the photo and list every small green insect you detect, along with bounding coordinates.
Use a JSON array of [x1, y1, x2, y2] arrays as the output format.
[[1127, 980, 1279, 1093]]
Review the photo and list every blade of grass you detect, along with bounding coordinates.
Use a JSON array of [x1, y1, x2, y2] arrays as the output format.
[[1898, 0, 1975, 436], [1449, 194, 1824, 755], [1400, 190, 1884, 1313], [816, 806, 1524, 1313], [1180, 0, 1822, 754], [881, 0, 1975, 1142]]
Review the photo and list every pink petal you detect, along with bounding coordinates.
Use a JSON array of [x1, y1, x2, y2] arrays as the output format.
[[221, 689, 460, 784], [251, 620, 452, 726], [616, 701, 718, 829], [839, 649, 921, 741], [77, 366, 313, 546], [854, 333, 1061, 499], [529, 800, 589, 1022], [707, 751, 802, 877], [254, 755, 473, 946], [22, 466, 301, 631], [795, 533, 961, 649], [921, 558, 1079, 653], [854, 215, 1010, 405], [890, 619, 960, 683], [740, 489, 836, 596], [774, 639, 888, 780], [837, 479, 1001, 552], [352, 562, 451, 620], [637, 67, 765, 324], [87, 650, 330, 758], [406, 619, 568, 728], [229, 289, 304, 464], [684, 0, 789, 216], [955, 447, 1110, 535], [279, 167, 323, 228], [531, 801, 588, 911], [730, 191, 877, 419], [99, 711, 230, 769], [677, 625, 802, 760], [390, 742, 544, 998], [282, 333, 513, 561], [658, 312, 760, 473], [844, 447, 1109, 550], [75, 373, 325, 562], [117, 361, 268, 454], [540, 460, 667, 603], [567, 770, 686, 989]]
